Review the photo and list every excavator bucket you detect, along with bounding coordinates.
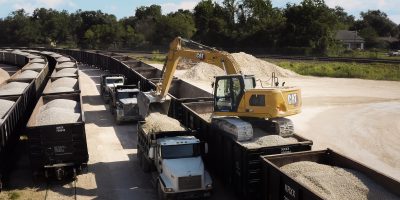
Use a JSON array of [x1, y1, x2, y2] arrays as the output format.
[[137, 91, 171, 118]]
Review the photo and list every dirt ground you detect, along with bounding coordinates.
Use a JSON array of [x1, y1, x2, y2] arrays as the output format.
[[150, 63, 400, 182], [1, 65, 234, 200]]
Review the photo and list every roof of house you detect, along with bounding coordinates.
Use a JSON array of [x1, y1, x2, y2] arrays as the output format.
[[335, 30, 365, 43]]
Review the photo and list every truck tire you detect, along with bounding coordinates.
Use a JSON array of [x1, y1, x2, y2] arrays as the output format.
[[137, 147, 143, 167], [115, 115, 121, 125], [157, 181, 170, 200], [141, 155, 151, 173]]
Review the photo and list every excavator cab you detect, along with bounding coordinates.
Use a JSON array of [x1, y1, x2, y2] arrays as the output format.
[[214, 75, 255, 112]]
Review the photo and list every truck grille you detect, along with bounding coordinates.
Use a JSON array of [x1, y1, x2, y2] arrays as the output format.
[[178, 175, 202, 190]]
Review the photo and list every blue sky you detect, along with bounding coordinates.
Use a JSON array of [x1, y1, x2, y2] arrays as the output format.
[[0, 0, 399, 24]]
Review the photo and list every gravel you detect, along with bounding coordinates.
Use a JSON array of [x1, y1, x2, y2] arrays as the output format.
[[50, 53, 63, 58], [30, 58, 45, 63], [47, 86, 75, 93], [0, 68, 11, 83], [199, 113, 212, 122], [0, 99, 15, 118], [0, 82, 29, 95], [280, 161, 398, 200], [56, 57, 72, 62], [52, 72, 77, 78], [40, 99, 79, 111], [51, 77, 77, 88], [56, 62, 76, 69], [36, 107, 80, 125], [36, 99, 80, 125], [142, 112, 186, 133], [14, 70, 38, 79], [23, 63, 45, 70], [242, 135, 298, 149], [57, 68, 78, 74]]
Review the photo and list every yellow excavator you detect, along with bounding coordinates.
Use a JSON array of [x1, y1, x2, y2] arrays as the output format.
[[138, 37, 301, 136]]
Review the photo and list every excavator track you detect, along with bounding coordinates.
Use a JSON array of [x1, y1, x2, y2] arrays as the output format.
[[270, 118, 294, 137]]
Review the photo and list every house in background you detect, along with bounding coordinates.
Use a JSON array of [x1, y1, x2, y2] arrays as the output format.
[[335, 30, 365, 50]]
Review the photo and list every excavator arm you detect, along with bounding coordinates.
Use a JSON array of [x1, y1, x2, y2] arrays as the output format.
[[157, 37, 242, 98]]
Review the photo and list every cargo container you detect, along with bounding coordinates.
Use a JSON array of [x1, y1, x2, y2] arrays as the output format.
[[26, 93, 88, 180], [261, 149, 400, 200], [181, 101, 313, 199]]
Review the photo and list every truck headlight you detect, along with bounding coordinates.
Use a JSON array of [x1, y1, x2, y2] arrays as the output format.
[[206, 184, 212, 189], [165, 188, 174, 192]]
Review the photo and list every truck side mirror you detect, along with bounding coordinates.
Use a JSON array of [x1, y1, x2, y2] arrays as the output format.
[[148, 147, 154, 159], [204, 143, 209, 154]]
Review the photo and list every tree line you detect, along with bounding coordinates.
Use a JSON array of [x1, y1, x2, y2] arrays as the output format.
[[0, 0, 399, 55]]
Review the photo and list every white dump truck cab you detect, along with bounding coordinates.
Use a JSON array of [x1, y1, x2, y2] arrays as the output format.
[[112, 86, 142, 123], [105, 76, 124, 88], [100, 74, 125, 103], [152, 136, 212, 199]]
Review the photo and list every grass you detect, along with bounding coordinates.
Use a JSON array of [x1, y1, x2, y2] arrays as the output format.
[[269, 59, 400, 81], [330, 50, 400, 60], [123, 51, 166, 64]]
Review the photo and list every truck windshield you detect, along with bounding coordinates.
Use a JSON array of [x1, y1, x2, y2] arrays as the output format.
[[117, 92, 137, 99], [106, 78, 123, 84], [161, 144, 201, 159]]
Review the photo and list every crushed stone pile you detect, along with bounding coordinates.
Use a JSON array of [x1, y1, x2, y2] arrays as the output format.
[[39, 99, 79, 112], [182, 62, 225, 81], [56, 57, 72, 62], [177, 58, 198, 70], [52, 77, 77, 88], [0, 82, 29, 95], [0, 99, 15, 118], [56, 61, 76, 69], [182, 52, 298, 82], [142, 112, 186, 133], [14, 70, 38, 79], [30, 58, 45, 63], [242, 135, 299, 149], [36, 99, 80, 125], [46, 77, 77, 93], [52, 68, 77, 78], [23, 63, 45, 70], [281, 161, 398, 200], [0, 68, 11, 83], [231, 52, 298, 79], [199, 113, 212, 122]]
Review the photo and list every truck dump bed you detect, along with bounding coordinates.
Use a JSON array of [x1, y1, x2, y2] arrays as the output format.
[[261, 149, 400, 200]]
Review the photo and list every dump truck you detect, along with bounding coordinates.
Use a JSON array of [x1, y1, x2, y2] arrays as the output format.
[[137, 121, 213, 199], [100, 74, 125, 103], [109, 85, 142, 124]]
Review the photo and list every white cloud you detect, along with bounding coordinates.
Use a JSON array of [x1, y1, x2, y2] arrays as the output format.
[[160, 0, 200, 14], [389, 14, 400, 24], [11, 0, 75, 14]]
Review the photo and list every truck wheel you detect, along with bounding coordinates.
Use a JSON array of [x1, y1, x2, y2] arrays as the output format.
[[115, 116, 121, 125], [157, 181, 168, 200], [141, 155, 151, 173], [137, 147, 143, 167]]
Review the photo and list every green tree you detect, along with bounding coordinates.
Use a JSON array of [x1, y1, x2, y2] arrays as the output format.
[[281, 0, 340, 54]]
